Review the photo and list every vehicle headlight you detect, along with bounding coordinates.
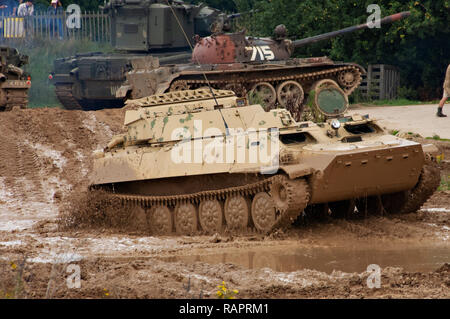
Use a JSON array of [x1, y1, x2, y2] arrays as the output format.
[[331, 119, 341, 130]]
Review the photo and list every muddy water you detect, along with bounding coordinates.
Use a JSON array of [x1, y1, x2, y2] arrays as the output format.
[[165, 244, 450, 274]]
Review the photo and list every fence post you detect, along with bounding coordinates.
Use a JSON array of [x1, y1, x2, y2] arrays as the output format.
[[89, 10, 93, 41]]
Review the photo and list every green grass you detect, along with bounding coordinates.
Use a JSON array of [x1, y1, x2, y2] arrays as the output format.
[[357, 98, 441, 107], [390, 129, 400, 136], [438, 176, 450, 191], [14, 38, 113, 108], [425, 135, 450, 142]]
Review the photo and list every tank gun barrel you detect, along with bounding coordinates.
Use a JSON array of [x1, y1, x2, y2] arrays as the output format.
[[227, 13, 242, 20], [158, 53, 192, 64], [292, 11, 410, 48], [227, 9, 258, 20]]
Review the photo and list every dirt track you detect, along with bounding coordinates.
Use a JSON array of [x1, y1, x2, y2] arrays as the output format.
[[0, 107, 449, 299]]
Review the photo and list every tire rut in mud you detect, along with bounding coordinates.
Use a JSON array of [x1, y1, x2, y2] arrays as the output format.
[[0, 111, 44, 202]]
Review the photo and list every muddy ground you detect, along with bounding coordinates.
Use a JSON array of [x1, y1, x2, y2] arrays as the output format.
[[0, 107, 449, 299]]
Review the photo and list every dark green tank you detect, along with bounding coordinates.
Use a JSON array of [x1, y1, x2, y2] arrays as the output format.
[[49, 0, 223, 110], [0, 46, 30, 111]]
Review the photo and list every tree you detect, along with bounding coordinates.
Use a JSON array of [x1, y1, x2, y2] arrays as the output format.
[[235, 0, 450, 100]]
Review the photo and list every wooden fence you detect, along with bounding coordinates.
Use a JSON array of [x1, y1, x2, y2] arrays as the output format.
[[359, 64, 401, 100], [0, 11, 111, 43]]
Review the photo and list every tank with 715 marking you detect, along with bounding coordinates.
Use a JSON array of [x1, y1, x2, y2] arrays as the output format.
[[119, 11, 411, 121]]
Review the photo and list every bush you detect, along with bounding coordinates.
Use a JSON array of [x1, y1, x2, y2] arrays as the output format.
[[397, 86, 419, 100], [349, 88, 370, 104]]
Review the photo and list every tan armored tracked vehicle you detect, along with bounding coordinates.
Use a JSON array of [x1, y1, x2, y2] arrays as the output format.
[[91, 89, 441, 235]]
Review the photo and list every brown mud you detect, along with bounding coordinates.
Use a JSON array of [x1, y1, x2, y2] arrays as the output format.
[[0, 107, 449, 299]]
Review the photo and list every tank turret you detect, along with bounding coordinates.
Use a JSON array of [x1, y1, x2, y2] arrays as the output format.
[[103, 0, 222, 52], [192, 11, 410, 64]]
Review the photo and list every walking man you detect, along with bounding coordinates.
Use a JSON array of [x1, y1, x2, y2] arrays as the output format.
[[437, 64, 450, 117]]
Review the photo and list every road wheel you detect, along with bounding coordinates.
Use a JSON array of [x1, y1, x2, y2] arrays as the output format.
[[170, 80, 190, 92], [148, 205, 173, 235], [338, 69, 360, 89], [175, 202, 198, 235], [224, 195, 250, 229], [249, 82, 277, 109], [224, 83, 247, 97], [251, 192, 276, 232], [199, 199, 223, 233], [276, 80, 304, 108], [128, 205, 148, 231], [270, 178, 290, 213]]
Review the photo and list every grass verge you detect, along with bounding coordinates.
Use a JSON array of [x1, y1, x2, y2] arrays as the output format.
[[358, 98, 441, 107]]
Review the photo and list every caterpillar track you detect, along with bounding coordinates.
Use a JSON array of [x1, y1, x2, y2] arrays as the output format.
[[399, 160, 441, 214], [95, 174, 310, 234], [1, 88, 28, 111], [169, 64, 362, 97], [93, 160, 439, 235], [54, 84, 83, 110]]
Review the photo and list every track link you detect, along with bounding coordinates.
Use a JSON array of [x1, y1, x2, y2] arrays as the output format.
[[55, 84, 83, 110], [399, 161, 441, 214], [97, 174, 310, 234], [271, 175, 310, 229], [1, 88, 28, 111], [172, 65, 362, 96]]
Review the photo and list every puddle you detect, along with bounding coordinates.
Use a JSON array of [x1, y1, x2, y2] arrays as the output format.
[[164, 244, 450, 274]]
